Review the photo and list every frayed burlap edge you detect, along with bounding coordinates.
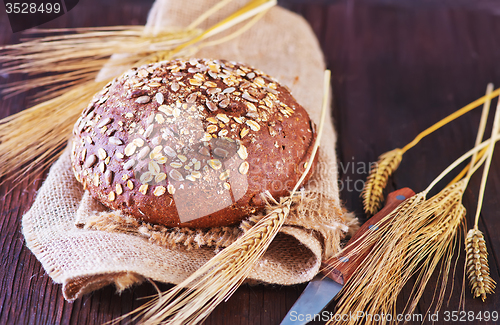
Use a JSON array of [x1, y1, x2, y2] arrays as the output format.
[[82, 212, 242, 251], [80, 188, 359, 257]]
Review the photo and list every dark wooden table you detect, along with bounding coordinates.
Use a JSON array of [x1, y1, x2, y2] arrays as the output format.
[[1, 0, 500, 324]]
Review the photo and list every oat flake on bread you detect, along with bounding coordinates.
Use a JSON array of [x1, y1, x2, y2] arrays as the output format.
[[71, 59, 317, 228]]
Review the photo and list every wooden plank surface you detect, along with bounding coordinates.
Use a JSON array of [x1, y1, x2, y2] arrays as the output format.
[[1, 0, 500, 324]]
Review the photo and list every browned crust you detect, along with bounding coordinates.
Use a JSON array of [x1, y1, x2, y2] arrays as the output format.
[[70, 59, 316, 228]]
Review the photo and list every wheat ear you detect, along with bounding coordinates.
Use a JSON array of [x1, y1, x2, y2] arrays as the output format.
[[361, 148, 403, 215], [465, 229, 496, 302], [361, 87, 500, 215]]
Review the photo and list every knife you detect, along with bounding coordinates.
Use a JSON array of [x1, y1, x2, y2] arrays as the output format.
[[280, 188, 415, 325]]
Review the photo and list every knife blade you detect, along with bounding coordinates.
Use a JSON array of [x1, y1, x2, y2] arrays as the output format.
[[280, 188, 415, 325]]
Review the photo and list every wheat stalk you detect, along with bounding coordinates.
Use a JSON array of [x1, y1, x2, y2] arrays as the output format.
[[0, 0, 276, 185], [448, 84, 494, 187], [333, 180, 472, 325], [463, 84, 500, 302], [0, 0, 275, 101], [331, 95, 500, 324], [465, 229, 496, 302], [361, 86, 500, 215]]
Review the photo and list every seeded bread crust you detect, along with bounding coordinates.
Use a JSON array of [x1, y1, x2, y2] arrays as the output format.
[[70, 59, 316, 228]]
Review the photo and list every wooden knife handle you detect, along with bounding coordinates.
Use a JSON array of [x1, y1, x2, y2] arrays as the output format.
[[320, 187, 415, 285]]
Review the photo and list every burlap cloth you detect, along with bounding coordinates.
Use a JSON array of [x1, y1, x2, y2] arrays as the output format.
[[22, 0, 358, 301]]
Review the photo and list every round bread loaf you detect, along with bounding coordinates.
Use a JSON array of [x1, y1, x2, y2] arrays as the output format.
[[70, 58, 317, 228]]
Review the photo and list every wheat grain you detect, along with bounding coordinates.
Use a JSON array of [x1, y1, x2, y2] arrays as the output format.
[[466, 229, 496, 302], [361, 148, 403, 215]]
